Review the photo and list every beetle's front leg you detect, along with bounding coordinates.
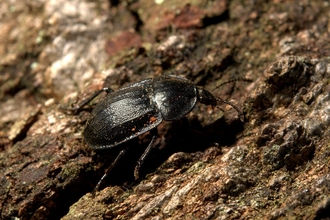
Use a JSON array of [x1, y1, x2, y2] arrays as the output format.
[[60, 87, 114, 114]]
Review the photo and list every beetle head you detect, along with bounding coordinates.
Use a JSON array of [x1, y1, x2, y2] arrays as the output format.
[[197, 86, 244, 121], [197, 87, 217, 107]]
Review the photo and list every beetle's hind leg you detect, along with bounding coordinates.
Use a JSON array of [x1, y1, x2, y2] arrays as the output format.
[[92, 147, 128, 196], [134, 129, 158, 180], [60, 87, 114, 114], [92, 129, 158, 195]]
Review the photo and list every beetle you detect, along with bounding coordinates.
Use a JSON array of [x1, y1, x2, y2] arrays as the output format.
[[64, 74, 250, 192]]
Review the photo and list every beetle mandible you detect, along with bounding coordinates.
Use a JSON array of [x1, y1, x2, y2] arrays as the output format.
[[64, 74, 250, 192]]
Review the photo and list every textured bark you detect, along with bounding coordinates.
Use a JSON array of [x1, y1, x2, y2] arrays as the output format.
[[1, 0, 330, 219]]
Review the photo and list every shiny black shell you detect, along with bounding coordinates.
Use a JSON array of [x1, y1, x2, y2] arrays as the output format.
[[83, 75, 201, 150]]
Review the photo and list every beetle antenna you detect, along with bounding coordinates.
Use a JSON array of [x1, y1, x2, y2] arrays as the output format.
[[211, 78, 252, 92], [216, 98, 244, 122]]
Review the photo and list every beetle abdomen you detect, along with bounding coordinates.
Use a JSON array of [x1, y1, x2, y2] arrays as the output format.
[[83, 80, 162, 149]]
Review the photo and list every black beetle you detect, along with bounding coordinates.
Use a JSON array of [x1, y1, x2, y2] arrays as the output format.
[[64, 74, 250, 192]]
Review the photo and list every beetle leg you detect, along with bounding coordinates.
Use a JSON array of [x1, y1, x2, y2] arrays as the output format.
[[134, 129, 158, 180], [60, 87, 114, 114], [216, 97, 245, 122], [92, 147, 128, 196]]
